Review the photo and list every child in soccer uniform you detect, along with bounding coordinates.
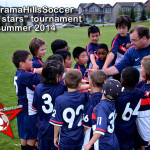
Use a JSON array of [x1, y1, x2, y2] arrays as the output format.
[[103, 15, 131, 80], [46, 54, 64, 64], [12, 50, 40, 150], [95, 43, 111, 69], [32, 60, 67, 150], [85, 79, 122, 150], [86, 25, 100, 69], [50, 69, 86, 150], [29, 38, 46, 68], [55, 50, 73, 69], [73, 47, 88, 79], [115, 67, 144, 150], [82, 70, 106, 149], [51, 39, 69, 54], [136, 55, 150, 150]]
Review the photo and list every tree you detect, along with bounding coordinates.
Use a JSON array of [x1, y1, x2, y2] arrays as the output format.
[[147, 8, 150, 19], [22, 18, 27, 26], [91, 14, 97, 23], [105, 14, 111, 22], [0, 17, 4, 26], [118, 9, 123, 16], [140, 7, 147, 21], [130, 7, 135, 22]]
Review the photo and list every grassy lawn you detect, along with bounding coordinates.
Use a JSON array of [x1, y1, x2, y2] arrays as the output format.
[[0, 21, 150, 150]]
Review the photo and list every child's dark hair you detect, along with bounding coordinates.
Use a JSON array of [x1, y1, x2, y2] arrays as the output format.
[[55, 50, 71, 62], [97, 43, 109, 52], [51, 39, 68, 54], [88, 25, 100, 36], [141, 55, 150, 80], [46, 54, 64, 64], [90, 70, 106, 87], [121, 66, 139, 88], [72, 47, 86, 59], [65, 69, 82, 89], [115, 15, 131, 31], [41, 60, 64, 84], [12, 50, 30, 68], [29, 38, 46, 56]]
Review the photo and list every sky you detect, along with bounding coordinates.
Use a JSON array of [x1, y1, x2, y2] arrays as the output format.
[[0, 0, 147, 8]]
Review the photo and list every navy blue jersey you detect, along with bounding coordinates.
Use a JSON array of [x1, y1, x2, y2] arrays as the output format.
[[74, 63, 87, 79], [14, 69, 40, 116], [32, 83, 67, 138], [136, 81, 150, 141], [50, 91, 86, 148], [32, 57, 44, 68], [111, 33, 130, 64], [86, 42, 99, 68], [115, 89, 144, 142], [96, 58, 112, 70], [92, 99, 119, 150], [82, 92, 102, 128], [115, 44, 150, 74]]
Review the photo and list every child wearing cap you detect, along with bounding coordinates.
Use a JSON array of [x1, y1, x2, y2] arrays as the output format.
[[82, 70, 106, 149], [85, 79, 122, 150]]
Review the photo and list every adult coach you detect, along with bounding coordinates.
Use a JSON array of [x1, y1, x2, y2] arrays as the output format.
[[103, 25, 150, 76]]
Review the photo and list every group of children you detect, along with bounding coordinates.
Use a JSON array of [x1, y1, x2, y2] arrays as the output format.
[[11, 14, 150, 150]]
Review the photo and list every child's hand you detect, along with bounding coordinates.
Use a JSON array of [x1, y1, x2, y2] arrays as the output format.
[[85, 143, 92, 150], [54, 137, 59, 147], [92, 64, 99, 69]]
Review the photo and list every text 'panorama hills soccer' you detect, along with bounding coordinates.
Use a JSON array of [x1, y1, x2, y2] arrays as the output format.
[[0, 6, 74, 14]]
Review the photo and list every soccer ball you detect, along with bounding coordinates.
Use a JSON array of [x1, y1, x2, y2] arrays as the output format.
[[0, 112, 9, 131]]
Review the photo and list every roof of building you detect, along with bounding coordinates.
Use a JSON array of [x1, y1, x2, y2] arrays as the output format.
[[113, 2, 145, 7], [78, 3, 112, 9]]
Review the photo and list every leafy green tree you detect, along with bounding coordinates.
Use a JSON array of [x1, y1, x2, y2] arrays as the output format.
[[91, 14, 97, 23], [22, 18, 27, 26], [130, 7, 135, 22], [147, 8, 150, 18], [140, 7, 147, 21], [0, 17, 4, 26], [118, 9, 123, 16]]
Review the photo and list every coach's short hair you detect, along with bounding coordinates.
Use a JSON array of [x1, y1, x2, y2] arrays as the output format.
[[141, 55, 150, 80], [130, 25, 150, 39], [12, 50, 30, 68], [90, 70, 106, 87], [65, 69, 82, 89]]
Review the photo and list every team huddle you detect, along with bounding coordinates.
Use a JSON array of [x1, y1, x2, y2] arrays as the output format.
[[12, 15, 150, 150]]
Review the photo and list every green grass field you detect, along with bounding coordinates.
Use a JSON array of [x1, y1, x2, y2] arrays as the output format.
[[0, 21, 150, 150]]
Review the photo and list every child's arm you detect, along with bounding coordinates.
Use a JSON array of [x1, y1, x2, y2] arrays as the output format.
[[54, 125, 61, 147], [78, 83, 90, 91], [85, 133, 101, 150], [102, 52, 115, 70], [34, 68, 43, 74], [90, 54, 99, 69]]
